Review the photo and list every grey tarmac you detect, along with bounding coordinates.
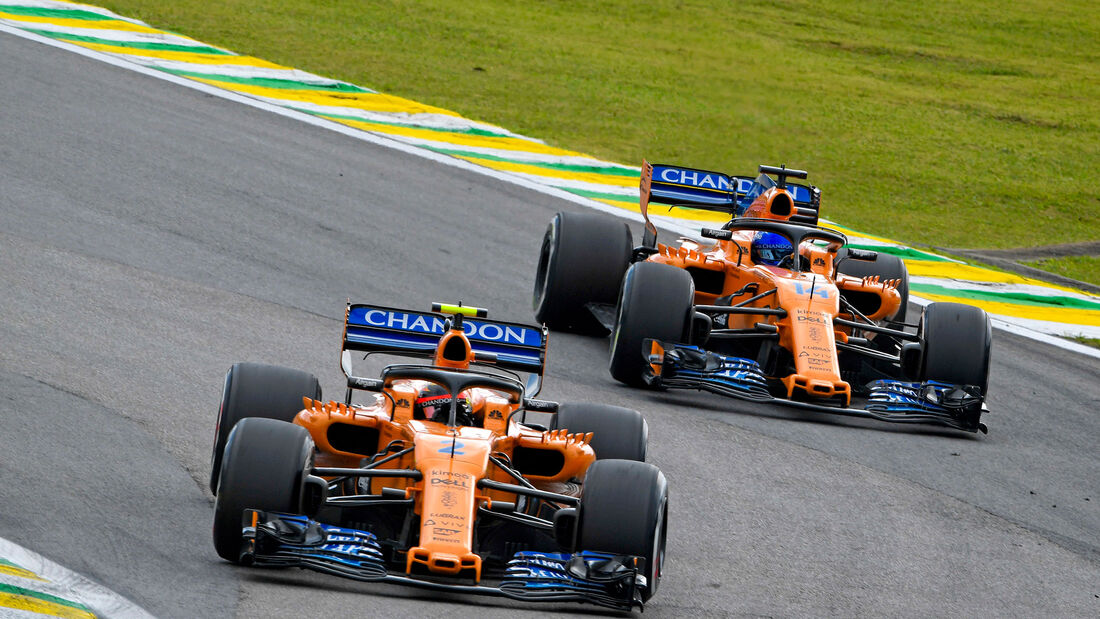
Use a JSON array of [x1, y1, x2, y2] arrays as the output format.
[[1, 31, 1098, 618]]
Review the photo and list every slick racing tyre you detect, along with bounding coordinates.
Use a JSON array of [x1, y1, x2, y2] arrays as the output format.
[[919, 302, 992, 396], [578, 460, 668, 600], [210, 362, 321, 495], [835, 247, 910, 324], [552, 403, 648, 461], [212, 418, 314, 563], [533, 210, 633, 333], [609, 262, 694, 386]]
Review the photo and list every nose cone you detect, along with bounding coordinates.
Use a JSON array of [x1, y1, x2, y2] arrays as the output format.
[[408, 427, 493, 580]]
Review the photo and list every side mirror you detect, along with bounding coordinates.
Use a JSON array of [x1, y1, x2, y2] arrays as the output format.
[[846, 248, 878, 262], [701, 228, 733, 241], [341, 349, 354, 377]]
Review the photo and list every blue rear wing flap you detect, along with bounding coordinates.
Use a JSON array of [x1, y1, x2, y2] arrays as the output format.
[[645, 163, 817, 210], [639, 161, 821, 246], [343, 304, 548, 378], [646, 163, 738, 212]]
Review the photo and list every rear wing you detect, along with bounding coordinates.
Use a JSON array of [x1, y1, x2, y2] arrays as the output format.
[[342, 303, 548, 393], [639, 161, 821, 245]]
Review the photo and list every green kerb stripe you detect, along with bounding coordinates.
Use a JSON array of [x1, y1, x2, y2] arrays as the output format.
[[158, 68, 369, 92], [559, 187, 639, 202], [0, 5, 116, 21], [23, 28, 232, 54], [423, 147, 639, 176], [0, 558, 24, 570], [308, 111, 514, 138], [845, 243, 951, 262], [0, 582, 92, 613], [910, 283, 1100, 311]]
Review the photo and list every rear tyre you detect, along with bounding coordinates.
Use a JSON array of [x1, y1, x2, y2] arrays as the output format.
[[552, 403, 648, 462], [578, 460, 668, 600], [533, 211, 633, 332], [212, 418, 314, 563], [609, 262, 694, 386], [210, 362, 321, 494], [919, 302, 992, 396], [835, 247, 910, 324]]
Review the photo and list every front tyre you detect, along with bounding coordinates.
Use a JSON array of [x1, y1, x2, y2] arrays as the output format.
[[212, 418, 314, 563], [210, 363, 321, 494], [533, 211, 632, 332], [578, 460, 668, 600], [919, 302, 992, 397], [552, 403, 648, 461], [609, 262, 694, 386]]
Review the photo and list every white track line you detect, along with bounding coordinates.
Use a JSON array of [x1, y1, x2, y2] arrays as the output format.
[[0, 537, 154, 618]]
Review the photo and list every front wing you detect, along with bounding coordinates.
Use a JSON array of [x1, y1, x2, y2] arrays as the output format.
[[644, 341, 988, 433], [239, 510, 646, 611]]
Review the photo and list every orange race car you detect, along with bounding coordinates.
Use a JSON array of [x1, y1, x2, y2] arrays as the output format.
[[209, 302, 667, 610], [533, 162, 992, 433]]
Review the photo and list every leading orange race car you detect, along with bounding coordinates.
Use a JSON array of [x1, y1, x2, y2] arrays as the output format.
[[209, 302, 667, 610], [534, 161, 992, 433]]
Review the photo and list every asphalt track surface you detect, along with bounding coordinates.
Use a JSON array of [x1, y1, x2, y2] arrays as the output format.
[[2, 33, 1098, 617]]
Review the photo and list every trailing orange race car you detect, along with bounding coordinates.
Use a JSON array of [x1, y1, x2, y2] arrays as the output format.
[[533, 162, 992, 433], [209, 301, 667, 610]]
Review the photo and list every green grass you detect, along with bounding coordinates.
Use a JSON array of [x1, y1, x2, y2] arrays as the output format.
[[96, 0, 1099, 249], [1071, 336, 1100, 349], [1024, 255, 1100, 287]]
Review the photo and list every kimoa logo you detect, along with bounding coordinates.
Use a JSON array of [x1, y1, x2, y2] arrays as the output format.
[[356, 308, 538, 345]]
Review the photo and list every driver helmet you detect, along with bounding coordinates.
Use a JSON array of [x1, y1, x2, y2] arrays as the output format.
[[751, 231, 794, 267], [413, 384, 475, 426]]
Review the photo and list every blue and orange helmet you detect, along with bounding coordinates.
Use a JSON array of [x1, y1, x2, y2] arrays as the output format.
[[751, 231, 794, 267]]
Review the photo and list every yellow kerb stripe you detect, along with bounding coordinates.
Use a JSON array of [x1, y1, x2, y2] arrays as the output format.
[[0, 13, 168, 34], [71, 42, 280, 67], [0, 591, 96, 619], [0, 564, 46, 581], [189, 80, 459, 116], [327, 117, 582, 156], [453, 156, 638, 188], [592, 198, 730, 222], [904, 260, 1086, 293], [825, 222, 915, 246], [915, 291, 1100, 326]]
